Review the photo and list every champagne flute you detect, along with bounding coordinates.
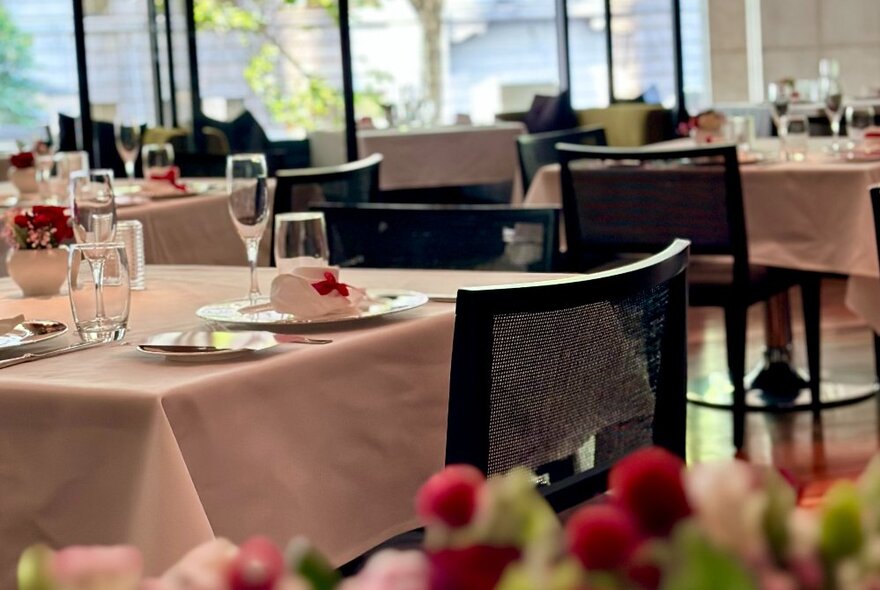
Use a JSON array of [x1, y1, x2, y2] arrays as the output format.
[[114, 121, 142, 180], [767, 81, 793, 136], [70, 169, 118, 321], [227, 154, 270, 304]]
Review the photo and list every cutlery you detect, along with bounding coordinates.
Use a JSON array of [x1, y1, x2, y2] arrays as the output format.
[[137, 336, 332, 354], [0, 340, 106, 370]]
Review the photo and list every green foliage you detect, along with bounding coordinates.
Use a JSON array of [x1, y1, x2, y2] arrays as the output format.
[[0, 5, 39, 125], [820, 482, 865, 565], [661, 524, 758, 590], [195, 0, 388, 133]]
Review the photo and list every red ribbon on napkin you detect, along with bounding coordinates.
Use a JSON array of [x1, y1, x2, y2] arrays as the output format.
[[149, 166, 187, 191], [311, 272, 350, 297]]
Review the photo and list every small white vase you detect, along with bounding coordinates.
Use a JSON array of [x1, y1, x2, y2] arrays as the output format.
[[6, 247, 69, 297], [7, 166, 38, 195]]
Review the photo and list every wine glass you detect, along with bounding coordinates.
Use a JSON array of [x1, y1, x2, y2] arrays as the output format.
[[69, 169, 118, 327], [768, 81, 793, 136], [227, 154, 270, 304], [274, 212, 329, 274], [114, 121, 142, 180], [820, 77, 844, 152], [845, 104, 876, 144], [141, 143, 175, 179]]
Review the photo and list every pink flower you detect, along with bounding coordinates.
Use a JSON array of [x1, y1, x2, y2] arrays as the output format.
[[341, 550, 429, 590], [52, 545, 142, 590], [228, 536, 284, 590], [566, 504, 643, 571], [416, 465, 485, 528], [153, 538, 238, 590], [609, 447, 690, 537]]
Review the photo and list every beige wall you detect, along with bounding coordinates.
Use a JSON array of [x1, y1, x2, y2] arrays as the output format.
[[709, 0, 880, 103]]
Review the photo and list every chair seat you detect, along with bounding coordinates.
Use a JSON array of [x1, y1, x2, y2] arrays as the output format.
[[688, 257, 803, 308]]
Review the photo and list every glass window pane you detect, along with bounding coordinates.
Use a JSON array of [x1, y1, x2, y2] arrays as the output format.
[[569, 0, 610, 108], [0, 1, 79, 151], [610, 0, 675, 105], [680, 0, 710, 113], [350, 0, 561, 127], [194, 0, 345, 139]]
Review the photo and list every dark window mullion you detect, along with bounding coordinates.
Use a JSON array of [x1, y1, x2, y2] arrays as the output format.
[[604, 0, 615, 104], [72, 0, 93, 155], [147, 0, 165, 126]]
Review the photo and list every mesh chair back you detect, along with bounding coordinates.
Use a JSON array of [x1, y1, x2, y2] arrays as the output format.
[[557, 143, 747, 265], [311, 203, 559, 272], [517, 125, 607, 192], [447, 240, 689, 510], [274, 153, 382, 214]]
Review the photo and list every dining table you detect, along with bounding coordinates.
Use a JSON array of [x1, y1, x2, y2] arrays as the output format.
[[522, 137, 880, 406], [0, 264, 570, 587]]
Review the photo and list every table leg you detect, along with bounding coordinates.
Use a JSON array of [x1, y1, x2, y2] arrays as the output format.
[[688, 290, 877, 411]]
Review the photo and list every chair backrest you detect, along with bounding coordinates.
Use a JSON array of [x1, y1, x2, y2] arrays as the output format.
[[447, 239, 689, 510], [274, 153, 382, 213], [517, 125, 607, 193], [309, 202, 558, 272], [871, 185, 880, 261], [557, 143, 748, 275]]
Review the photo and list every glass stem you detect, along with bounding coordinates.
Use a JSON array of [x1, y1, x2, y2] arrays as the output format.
[[125, 160, 136, 180], [91, 258, 107, 320], [246, 237, 261, 305]]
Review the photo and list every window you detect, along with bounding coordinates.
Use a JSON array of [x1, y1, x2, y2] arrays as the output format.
[[569, 0, 610, 109]]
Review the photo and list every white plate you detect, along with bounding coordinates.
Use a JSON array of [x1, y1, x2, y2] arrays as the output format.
[[0, 320, 68, 350], [196, 288, 429, 328], [137, 330, 279, 362]]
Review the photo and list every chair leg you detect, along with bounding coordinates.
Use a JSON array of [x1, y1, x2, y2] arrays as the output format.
[[801, 277, 822, 411], [724, 304, 748, 449]]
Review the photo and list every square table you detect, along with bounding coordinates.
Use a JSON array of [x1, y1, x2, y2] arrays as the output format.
[[0, 265, 570, 586]]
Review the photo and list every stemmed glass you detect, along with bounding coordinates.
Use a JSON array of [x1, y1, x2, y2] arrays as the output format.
[[767, 82, 793, 136], [227, 154, 270, 304], [820, 77, 844, 152], [274, 212, 330, 274], [69, 170, 118, 322], [114, 121, 142, 180]]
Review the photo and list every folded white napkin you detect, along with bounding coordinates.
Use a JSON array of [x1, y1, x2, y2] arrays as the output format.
[[0, 314, 25, 333], [270, 267, 366, 319]]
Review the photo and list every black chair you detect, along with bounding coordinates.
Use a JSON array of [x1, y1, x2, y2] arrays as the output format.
[[556, 143, 822, 447], [309, 202, 558, 272], [274, 153, 382, 213], [516, 125, 607, 193], [447, 239, 689, 510], [870, 186, 880, 380]]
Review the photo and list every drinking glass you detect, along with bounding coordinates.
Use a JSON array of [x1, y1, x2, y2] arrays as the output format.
[[68, 243, 130, 342], [115, 121, 142, 180], [70, 169, 118, 320], [227, 153, 270, 304], [845, 104, 876, 143], [820, 77, 844, 151], [783, 115, 809, 162], [141, 143, 175, 179], [41, 151, 89, 203], [768, 81, 793, 135], [274, 212, 330, 274]]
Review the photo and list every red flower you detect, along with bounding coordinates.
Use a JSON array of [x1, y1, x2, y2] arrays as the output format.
[[10, 152, 35, 169], [609, 447, 690, 537], [428, 545, 520, 590], [13, 214, 29, 228], [566, 504, 643, 571], [227, 536, 284, 590], [416, 464, 485, 528]]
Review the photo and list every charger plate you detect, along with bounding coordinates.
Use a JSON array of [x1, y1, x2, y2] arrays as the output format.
[[196, 288, 429, 327]]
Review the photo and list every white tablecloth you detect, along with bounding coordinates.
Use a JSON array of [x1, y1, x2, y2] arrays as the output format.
[[0, 265, 569, 585], [523, 138, 880, 330]]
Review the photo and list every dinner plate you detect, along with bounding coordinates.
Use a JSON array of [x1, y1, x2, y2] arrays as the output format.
[[196, 288, 429, 327], [136, 330, 279, 362], [0, 320, 68, 350], [843, 151, 880, 163]]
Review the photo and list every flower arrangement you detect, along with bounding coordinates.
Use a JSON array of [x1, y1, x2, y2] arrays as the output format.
[[2, 206, 74, 250], [19, 447, 880, 590]]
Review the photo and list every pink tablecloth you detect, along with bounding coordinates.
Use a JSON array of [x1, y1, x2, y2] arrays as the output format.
[[0, 265, 569, 585], [523, 143, 880, 329]]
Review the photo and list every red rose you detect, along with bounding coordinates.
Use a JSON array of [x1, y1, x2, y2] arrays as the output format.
[[416, 464, 485, 528], [609, 447, 690, 537], [566, 504, 643, 571], [13, 214, 30, 228], [227, 536, 284, 590], [428, 545, 520, 590], [32, 213, 51, 228], [10, 152, 35, 169]]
